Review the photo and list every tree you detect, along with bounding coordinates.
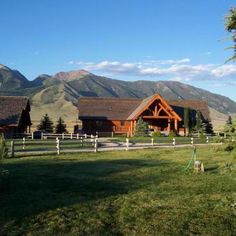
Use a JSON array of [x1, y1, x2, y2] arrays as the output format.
[[134, 118, 148, 136], [184, 108, 191, 136], [224, 115, 235, 135], [37, 114, 54, 133], [225, 7, 236, 61], [55, 117, 67, 134], [201, 120, 214, 135], [195, 111, 202, 132]]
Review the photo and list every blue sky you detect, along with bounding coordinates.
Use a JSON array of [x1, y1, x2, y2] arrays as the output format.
[[1, 0, 236, 100]]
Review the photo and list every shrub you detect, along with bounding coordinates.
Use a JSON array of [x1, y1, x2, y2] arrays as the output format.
[[152, 131, 162, 137], [168, 130, 177, 137], [134, 118, 148, 137], [0, 133, 8, 159], [224, 144, 235, 152], [199, 131, 205, 140]]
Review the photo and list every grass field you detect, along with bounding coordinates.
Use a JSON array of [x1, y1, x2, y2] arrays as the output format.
[[0, 146, 236, 235]]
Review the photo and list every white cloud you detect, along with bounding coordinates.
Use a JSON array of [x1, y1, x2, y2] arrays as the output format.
[[205, 51, 212, 56], [212, 65, 236, 78], [68, 59, 236, 82]]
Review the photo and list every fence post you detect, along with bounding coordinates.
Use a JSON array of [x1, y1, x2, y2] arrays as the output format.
[[206, 136, 209, 144], [81, 137, 84, 147], [191, 137, 194, 145], [70, 133, 73, 140], [126, 138, 129, 151], [94, 138, 98, 152], [77, 133, 79, 140], [62, 133, 64, 140], [56, 137, 60, 155], [22, 137, 25, 150], [151, 138, 154, 146], [11, 141, 15, 158], [41, 132, 43, 140], [31, 132, 34, 140], [111, 131, 114, 137], [85, 134, 87, 139], [172, 138, 176, 146]]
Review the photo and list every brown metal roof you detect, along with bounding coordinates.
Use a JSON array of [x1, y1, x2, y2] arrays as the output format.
[[78, 95, 210, 121], [78, 97, 141, 120], [168, 100, 211, 121], [0, 96, 30, 126]]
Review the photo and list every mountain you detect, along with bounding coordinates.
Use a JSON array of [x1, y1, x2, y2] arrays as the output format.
[[0, 64, 29, 92], [0, 65, 234, 131], [56, 73, 236, 114]]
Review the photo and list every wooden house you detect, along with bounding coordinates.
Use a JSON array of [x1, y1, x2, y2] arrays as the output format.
[[78, 94, 210, 136], [0, 96, 32, 136]]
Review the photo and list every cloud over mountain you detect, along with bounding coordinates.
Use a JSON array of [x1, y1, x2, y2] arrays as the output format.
[[69, 59, 236, 83]]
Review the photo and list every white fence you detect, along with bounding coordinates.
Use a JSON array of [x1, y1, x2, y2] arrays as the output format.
[[6, 134, 223, 157]]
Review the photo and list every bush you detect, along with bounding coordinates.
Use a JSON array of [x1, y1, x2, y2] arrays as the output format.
[[199, 131, 205, 140], [0, 133, 8, 159], [168, 130, 177, 137], [134, 118, 148, 137], [152, 131, 162, 137], [224, 144, 235, 152]]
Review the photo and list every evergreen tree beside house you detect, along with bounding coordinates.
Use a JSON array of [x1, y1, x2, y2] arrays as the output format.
[[224, 115, 236, 136], [55, 117, 67, 134], [134, 118, 149, 137], [37, 114, 54, 133]]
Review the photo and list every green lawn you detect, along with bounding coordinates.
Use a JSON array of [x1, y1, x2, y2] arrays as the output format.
[[0, 146, 236, 235]]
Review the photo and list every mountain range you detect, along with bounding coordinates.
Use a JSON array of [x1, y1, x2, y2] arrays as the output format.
[[0, 64, 232, 131]]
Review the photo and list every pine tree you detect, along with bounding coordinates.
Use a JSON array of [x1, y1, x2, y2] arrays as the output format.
[[225, 7, 236, 62], [224, 115, 235, 135], [134, 118, 148, 137], [37, 114, 54, 133], [201, 120, 214, 135], [55, 117, 67, 134]]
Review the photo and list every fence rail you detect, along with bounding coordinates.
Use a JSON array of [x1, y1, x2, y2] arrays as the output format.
[[5, 134, 226, 157]]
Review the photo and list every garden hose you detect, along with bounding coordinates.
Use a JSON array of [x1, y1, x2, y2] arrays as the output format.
[[182, 147, 196, 171]]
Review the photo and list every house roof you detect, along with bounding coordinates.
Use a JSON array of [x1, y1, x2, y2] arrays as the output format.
[[78, 97, 141, 120], [0, 96, 30, 126], [127, 94, 182, 121], [78, 95, 210, 121], [168, 100, 211, 121]]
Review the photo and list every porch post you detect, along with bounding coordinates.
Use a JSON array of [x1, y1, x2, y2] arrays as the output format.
[[167, 119, 171, 132], [134, 120, 137, 136], [130, 120, 133, 137], [174, 119, 178, 132]]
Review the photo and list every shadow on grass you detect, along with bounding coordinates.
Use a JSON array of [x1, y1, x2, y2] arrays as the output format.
[[0, 158, 172, 224]]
